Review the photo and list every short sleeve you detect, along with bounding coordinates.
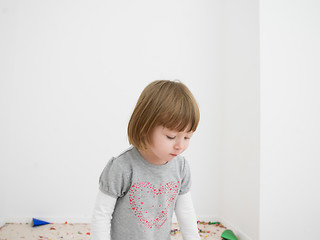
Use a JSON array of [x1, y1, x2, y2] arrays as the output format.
[[179, 158, 192, 195], [99, 157, 131, 198]]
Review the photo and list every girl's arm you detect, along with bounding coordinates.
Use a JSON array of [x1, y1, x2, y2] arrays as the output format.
[[91, 190, 117, 240], [175, 192, 201, 240]]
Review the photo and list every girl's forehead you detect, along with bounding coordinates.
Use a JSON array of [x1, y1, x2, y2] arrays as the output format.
[[161, 125, 193, 134]]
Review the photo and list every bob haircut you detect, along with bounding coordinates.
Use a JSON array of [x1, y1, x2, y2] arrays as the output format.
[[127, 80, 200, 150]]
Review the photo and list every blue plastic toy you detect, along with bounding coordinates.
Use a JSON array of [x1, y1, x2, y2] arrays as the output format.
[[32, 218, 50, 227]]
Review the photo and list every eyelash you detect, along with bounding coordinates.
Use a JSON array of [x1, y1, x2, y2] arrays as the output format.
[[166, 136, 191, 140]]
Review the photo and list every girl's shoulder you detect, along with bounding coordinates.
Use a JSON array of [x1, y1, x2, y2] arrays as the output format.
[[100, 147, 136, 183], [173, 154, 188, 167], [112, 146, 136, 162], [106, 146, 136, 168], [172, 155, 191, 177], [100, 147, 135, 198], [114, 146, 135, 158]]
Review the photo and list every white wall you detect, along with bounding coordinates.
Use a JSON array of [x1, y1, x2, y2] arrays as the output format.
[[0, 0, 222, 223], [219, 1, 259, 239], [260, 0, 320, 239]]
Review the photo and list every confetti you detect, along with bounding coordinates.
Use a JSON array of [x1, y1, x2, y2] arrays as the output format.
[[0, 221, 227, 240]]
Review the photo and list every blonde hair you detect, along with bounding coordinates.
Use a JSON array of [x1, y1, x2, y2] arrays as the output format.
[[127, 80, 200, 150]]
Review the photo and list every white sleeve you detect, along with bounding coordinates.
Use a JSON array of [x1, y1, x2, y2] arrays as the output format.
[[91, 190, 117, 240], [175, 192, 201, 240]]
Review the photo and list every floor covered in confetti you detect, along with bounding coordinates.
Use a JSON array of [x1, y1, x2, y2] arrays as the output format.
[[0, 221, 228, 240]]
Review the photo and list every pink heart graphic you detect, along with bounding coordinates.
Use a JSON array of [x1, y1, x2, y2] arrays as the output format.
[[129, 181, 179, 229]]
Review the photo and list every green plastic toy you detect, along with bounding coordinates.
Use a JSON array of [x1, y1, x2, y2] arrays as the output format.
[[221, 229, 238, 240]]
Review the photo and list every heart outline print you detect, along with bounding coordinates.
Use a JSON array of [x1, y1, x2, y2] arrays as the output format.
[[129, 181, 179, 229]]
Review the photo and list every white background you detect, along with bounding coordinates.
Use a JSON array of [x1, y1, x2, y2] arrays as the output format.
[[1, 0, 319, 240], [260, 0, 320, 239], [0, 0, 227, 232]]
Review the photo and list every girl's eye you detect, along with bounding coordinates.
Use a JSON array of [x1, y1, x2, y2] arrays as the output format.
[[166, 135, 176, 140], [184, 137, 190, 140]]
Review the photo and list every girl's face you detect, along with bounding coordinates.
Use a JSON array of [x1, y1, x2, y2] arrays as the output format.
[[140, 125, 193, 165]]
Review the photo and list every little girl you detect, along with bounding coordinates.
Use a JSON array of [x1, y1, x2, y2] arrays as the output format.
[[91, 80, 201, 240]]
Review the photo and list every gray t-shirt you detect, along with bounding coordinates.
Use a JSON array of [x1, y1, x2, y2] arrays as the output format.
[[99, 146, 192, 240]]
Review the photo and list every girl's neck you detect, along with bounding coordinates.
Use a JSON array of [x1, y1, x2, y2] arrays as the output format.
[[138, 149, 168, 166]]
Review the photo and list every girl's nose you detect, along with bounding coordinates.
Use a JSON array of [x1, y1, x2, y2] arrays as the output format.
[[174, 141, 182, 150]]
